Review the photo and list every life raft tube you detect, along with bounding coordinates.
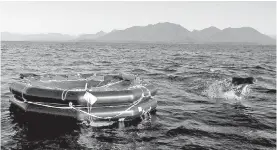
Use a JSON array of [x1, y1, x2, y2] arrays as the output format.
[[9, 73, 158, 122]]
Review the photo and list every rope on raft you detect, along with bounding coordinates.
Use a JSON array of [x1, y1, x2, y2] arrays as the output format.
[[68, 78, 153, 122]]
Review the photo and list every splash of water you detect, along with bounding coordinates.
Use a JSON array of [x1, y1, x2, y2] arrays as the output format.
[[203, 79, 251, 103]]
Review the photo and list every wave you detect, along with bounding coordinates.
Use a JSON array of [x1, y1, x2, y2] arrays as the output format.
[[166, 75, 191, 82], [70, 60, 94, 66], [166, 125, 275, 147], [252, 87, 276, 94]]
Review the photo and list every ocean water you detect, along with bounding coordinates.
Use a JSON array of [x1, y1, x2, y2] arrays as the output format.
[[1, 41, 276, 150]]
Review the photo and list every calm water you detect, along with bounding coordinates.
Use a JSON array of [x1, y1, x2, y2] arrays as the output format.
[[1, 41, 276, 150]]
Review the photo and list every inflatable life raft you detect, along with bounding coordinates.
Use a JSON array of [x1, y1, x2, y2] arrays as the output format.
[[9, 73, 158, 122]]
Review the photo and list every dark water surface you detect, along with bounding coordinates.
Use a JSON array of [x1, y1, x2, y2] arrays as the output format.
[[1, 42, 276, 150]]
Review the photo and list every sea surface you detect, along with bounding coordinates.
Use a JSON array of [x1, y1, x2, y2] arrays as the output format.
[[1, 41, 276, 150]]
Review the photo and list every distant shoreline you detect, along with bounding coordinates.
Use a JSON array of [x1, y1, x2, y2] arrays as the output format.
[[1, 40, 276, 46]]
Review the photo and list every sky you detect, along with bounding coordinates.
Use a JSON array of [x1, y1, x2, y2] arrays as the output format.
[[0, 1, 276, 35]]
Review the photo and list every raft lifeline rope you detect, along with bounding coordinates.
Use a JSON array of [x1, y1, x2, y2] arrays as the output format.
[[68, 83, 153, 121]]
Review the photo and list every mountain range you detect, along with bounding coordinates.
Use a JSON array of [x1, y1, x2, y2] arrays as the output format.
[[1, 32, 77, 41], [1, 22, 275, 44]]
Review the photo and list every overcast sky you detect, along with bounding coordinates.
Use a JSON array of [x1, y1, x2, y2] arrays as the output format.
[[1, 1, 276, 35]]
